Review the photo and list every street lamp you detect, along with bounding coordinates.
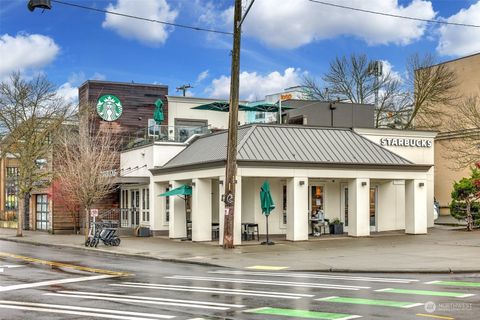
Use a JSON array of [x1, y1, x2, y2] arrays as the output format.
[[27, 0, 52, 11]]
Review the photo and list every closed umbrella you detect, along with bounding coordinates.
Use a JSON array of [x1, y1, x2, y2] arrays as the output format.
[[153, 99, 164, 124], [159, 184, 192, 240], [260, 180, 275, 245]]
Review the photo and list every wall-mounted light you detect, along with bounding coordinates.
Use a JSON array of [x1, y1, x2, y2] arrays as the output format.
[[219, 180, 224, 185], [361, 181, 367, 187], [419, 182, 425, 187], [299, 180, 305, 186], [191, 182, 196, 187]]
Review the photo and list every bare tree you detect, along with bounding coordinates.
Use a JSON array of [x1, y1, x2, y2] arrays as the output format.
[[441, 95, 480, 168], [0, 72, 71, 236], [405, 53, 459, 129], [302, 53, 458, 129], [55, 110, 119, 240]]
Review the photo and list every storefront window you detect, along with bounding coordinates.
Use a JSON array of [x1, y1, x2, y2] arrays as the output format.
[[5, 167, 18, 211], [310, 185, 324, 213], [165, 188, 170, 223]]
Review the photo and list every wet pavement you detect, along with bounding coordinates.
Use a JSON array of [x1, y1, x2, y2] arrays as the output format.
[[0, 240, 479, 319]]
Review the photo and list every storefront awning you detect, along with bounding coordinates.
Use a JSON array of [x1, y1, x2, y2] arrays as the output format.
[[113, 176, 149, 184]]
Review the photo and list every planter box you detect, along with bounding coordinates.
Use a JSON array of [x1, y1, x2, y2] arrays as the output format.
[[136, 227, 151, 237], [329, 223, 344, 235], [0, 221, 17, 229]]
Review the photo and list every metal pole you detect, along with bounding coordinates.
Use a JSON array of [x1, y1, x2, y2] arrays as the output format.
[[279, 98, 282, 124], [222, 0, 242, 249]]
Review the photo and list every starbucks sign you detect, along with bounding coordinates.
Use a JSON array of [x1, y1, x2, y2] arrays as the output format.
[[97, 95, 123, 121]]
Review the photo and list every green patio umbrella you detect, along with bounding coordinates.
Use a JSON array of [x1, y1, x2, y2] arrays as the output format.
[[191, 101, 251, 112], [247, 101, 294, 113], [153, 99, 164, 124], [159, 184, 192, 240], [260, 180, 275, 245]]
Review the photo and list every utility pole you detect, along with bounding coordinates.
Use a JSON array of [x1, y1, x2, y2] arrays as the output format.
[[223, 0, 243, 249], [176, 84, 193, 97]]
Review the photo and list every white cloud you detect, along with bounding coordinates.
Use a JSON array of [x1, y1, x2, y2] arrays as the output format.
[[56, 72, 107, 104], [437, 1, 480, 57], [196, 70, 209, 83], [102, 0, 178, 46], [207, 67, 304, 101], [0, 33, 59, 79], [381, 60, 404, 83], [220, 0, 435, 49]]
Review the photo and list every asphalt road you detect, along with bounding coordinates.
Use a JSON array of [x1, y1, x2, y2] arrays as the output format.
[[0, 240, 478, 320]]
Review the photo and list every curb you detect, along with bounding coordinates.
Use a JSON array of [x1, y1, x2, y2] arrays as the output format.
[[2, 236, 480, 274]]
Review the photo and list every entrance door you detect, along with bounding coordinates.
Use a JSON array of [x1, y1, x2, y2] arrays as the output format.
[[370, 186, 378, 232], [341, 185, 348, 230], [131, 190, 140, 227], [309, 185, 325, 214], [36, 194, 49, 231]]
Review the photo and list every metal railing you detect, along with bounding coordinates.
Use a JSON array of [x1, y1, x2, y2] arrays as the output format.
[[121, 125, 211, 150]]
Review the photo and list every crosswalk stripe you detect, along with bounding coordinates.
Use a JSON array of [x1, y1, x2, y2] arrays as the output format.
[[0, 275, 116, 292], [0, 300, 174, 319], [245, 307, 361, 320], [45, 293, 232, 311], [111, 282, 313, 299], [0, 304, 169, 320], [316, 296, 423, 308], [166, 275, 370, 290], [376, 288, 475, 298], [426, 280, 480, 287], [209, 270, 418, 283]]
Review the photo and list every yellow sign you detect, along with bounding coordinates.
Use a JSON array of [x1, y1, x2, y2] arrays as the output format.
[[280, 93, 292, 101]]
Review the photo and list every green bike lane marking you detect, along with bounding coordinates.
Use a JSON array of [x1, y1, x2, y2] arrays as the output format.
[[375, 288, 475, 298], [244, 307, 361, 319], [426, 280, 480, 287], [316, 296, 423, 308]]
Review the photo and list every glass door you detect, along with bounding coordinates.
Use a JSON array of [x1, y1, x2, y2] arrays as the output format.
[[309, 185, 325, 213], [370, 186, 378, 231], [131, 189, 140, 227], [36, 194, 49, 231], [341, 185, 348, 228]]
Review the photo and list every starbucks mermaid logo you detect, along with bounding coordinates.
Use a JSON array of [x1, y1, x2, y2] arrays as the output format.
[[97, 95, 123, 121]]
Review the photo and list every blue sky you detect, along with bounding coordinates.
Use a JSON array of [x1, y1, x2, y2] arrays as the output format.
[[1, 0, 479, 102]]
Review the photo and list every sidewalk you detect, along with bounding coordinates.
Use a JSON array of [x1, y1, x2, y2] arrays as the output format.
[[1, 227, 479, 273]]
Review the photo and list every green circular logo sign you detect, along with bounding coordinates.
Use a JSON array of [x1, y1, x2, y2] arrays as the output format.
[[97, 95, 123, 121]]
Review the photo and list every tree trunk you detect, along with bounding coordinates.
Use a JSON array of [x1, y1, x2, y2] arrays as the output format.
[[84, 207, 90, 241], [466, 200, 473, 231], [16, 196, 24, 237]]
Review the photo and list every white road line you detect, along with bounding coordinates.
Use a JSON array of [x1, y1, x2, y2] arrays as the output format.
[[166, 275, 370, 290], [0, 274, 116, 292], [208, 270, 418, 283], [0, 265, 24, 269], [57, 290, 244, 308], [424, 281, 440, 284], [0, 304, 169, 320], [0, 300, 174, 319], [403, 303, 424, 308], [111, 283, 313, 299]]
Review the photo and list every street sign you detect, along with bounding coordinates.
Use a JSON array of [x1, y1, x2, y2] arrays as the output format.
[[90, 209, 99, 218]]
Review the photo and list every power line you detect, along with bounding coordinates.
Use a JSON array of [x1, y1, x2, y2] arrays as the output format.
[[308, 0, 480, 28], [51, 0, 233, 35]]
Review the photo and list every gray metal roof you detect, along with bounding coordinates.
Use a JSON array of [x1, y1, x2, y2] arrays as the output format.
[[160, 124, 413, 170]]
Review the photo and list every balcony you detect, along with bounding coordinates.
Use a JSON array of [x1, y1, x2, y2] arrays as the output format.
[[122, 124, 211, 150]]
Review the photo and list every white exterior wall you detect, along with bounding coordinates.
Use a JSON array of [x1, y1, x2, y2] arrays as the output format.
[[120, 143, 186, 178], [355, 128, 436, 227], [377, 180, 406, 231], [167, 96, 247, 130]]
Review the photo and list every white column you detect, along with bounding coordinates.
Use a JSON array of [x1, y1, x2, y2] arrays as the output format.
[[218, 176, 225, 245], [348, 178, 370, 237], [286, 177, 308, 241], [169, 180, 186, 239], [150, 181, 166, 233], [234, 176, 242, 246], [191, 178, 212, 242], [405, 179, 428, 234]]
